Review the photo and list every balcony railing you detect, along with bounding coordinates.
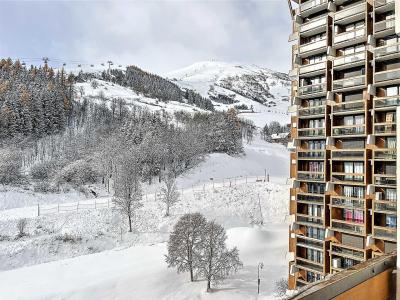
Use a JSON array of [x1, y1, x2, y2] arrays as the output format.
[[332, 124, 365, 136], [298, 82, 326, 96], [299, 61, 326, 75], [332, 100, 364, 113], [296, 259, 324, 273], [374, 201, 396, 214], [331, 150, 365, 160], [375, 0, 395, 8], [375, 42, 400, 60], [374, 226, 396, 240], [375, 68, 400, 83], [335, 2, 366, 22], [374, 149, 396, 160], [374, 123, 396, 134], [298, 171, 325, 181], [297, 236, 324, 250], [331, 244, 365, 259], [297, 214, 324, 226], [374, 96, 400, 108], [333, 75, 365, 90], [300, 0, 328, 13], [298, 105, 326, 117], [375, 18, 395, 33], [374, 174, 396, 186], [298, 128, 326, 138], [334, 51, 366, 68], [301, 16, 327, 33], [299, 39, 327, 55], [297, 149, 325, 159], [332, 172, 365, 183], [297, 194, 325, 204], [331, 196, 365, 209], [334, 28, 366, 45], [331, 220, 365, 235]]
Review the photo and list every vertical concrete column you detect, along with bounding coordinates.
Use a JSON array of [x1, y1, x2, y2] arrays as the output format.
[[396, 0, 400, 35]]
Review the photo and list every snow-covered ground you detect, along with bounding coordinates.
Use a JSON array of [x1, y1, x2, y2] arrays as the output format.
[[0, 136, 290, 299]]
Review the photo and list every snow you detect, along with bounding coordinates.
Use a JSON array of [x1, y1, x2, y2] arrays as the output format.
[[166, 61, 291, 127], [0, 225, 288, 300], [0, 136, 290, 299], [75, 79, 208, 116]]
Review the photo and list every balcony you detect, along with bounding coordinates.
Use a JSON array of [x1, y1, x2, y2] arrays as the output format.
[[296, 258, 324, 273], [331, 196, 365, 209], [375, 0, 395, 9], [375, 42, 400, 62], [331, 244, 365, 260], [332, 124, 366, 137], [373, 226, 396, 241], [298, 82, 326, 98], [333, 75, 366, 92], [334, 28, 366, 47], [332, 100, 365, 114], [297, 235, 324, 251], [297, 194, 325, 204], [334, 2, 366, 24], [333, 51, 366, 70], [331, 149, 365, 161], [374, 19, 396, 38], [299, 61, 326, 76], [374, 149, 396, 160], [299, 39, 327, 56], [331, 219, 365, 235], [374, 68, 400, 86], [297, 149, 325, 159], [297, 214, 324, 227], [374, 174, 396, 186], [374, 96, 400, 109], [374, 123, 396, 135], [297, 171, 325, 181], [298, 127, 326, 139], [374, 200, 396, 214], [300, 0, 329, 17], [298, 105, 326, 118], [300, 16, 327, 36], [332, 172, 365, 184]]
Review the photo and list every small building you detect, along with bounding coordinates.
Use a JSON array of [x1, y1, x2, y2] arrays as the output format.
[[270, 132, 290, 145]]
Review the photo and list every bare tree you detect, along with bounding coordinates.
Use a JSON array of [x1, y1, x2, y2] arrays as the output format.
[[17, 218, 28, 238], [160, 174, 180, 216], [197, 220, 243, 292], [113, 152, 143, 232], [274, 278, 289, 297], [166, 213, 207, 282]]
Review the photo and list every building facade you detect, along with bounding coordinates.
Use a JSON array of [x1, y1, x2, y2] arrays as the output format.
[[287, 0, 400, 289]]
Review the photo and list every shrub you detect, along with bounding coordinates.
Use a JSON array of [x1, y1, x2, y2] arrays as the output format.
[[0, 148, 24, 186], [30, 161, 55, 180], [16, 218, 28, 238], [274, 278, 289, 297], [57, 159, 99, 186]]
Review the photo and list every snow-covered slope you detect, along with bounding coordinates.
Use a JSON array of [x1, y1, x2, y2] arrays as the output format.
[[166, 61, 291, 127], [75, 79, 208, 115]]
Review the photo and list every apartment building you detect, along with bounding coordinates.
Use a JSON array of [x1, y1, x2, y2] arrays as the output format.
[[287, 0, 400, 290]]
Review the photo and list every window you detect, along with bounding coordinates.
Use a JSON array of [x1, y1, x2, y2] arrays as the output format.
[[343, 186, 364, 198], [385, 188, 396, 201], [343, 209, 364, 223], [386, 85, 400, 97], [386, 215, 397, 228]]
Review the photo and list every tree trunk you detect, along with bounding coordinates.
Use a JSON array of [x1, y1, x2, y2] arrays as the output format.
[[207, 280, 211, 292], [190, 267, 194, 282], [166, 205, 169, 217], [128, 215, 132, 232]]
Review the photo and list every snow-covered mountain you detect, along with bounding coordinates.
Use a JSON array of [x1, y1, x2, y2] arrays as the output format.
[[166, 61, 291, 127]]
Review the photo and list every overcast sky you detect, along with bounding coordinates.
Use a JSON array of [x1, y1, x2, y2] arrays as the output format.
[[0, 0, 291, 74]]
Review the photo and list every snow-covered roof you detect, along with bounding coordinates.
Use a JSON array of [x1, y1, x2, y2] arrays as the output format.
[[271, 132, 290, 140]]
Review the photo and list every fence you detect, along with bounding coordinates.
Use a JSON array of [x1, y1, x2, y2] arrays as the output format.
[[36, 173, 277, 216]]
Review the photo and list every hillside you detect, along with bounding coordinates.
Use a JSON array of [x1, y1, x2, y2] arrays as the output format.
[[166, 61, 291, 127]]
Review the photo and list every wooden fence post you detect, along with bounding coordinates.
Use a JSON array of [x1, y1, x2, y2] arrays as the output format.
[[57, 204, 59, 213], [37, 203, 40, 216]]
